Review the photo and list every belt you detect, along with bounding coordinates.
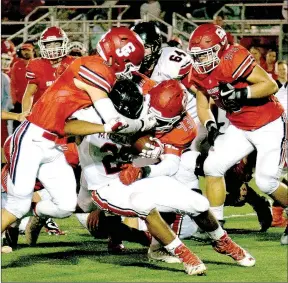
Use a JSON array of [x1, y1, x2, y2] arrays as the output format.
[[42, 131, 58, 142]]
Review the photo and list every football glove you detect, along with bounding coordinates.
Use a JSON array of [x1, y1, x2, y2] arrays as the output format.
[[205, 120, 223, 146], [104, 117, 128, 133], [220, 83, 249, 113], [119, 164, 142, 185], [139, 137, 164, 159]]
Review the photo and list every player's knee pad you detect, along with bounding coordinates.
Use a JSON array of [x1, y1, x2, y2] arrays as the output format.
[[188, 192, 210, 216], [5, 194, 31, 219], [255, 173, 279, 195], [204, 154, 226, 177]]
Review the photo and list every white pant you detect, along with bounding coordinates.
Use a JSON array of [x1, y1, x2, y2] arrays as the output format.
[[87, 176, 209, 219], [204, 116, 286, 194], [5, 121, 77, 218]]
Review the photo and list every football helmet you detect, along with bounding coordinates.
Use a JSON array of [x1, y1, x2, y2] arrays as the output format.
[[131, 22, 162, 72], [1, 39, 15, 70], [149, 80, 188, 133], [108, 79, 143, 119], [38, 26, 69, 59], [68, 41, 87, 57], [187, 23, 228, 74], [96, 27, 145, 79], [167, 36, 183, 49]]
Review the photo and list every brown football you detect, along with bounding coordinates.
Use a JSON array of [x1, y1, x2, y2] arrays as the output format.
[[132, 134, 154, 153]]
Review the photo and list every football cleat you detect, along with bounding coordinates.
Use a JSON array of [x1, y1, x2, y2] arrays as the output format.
[[271, 206, 287, 227], [25, 216, 46, 246], [280, 225, 288, 245], [44, 218, 66, 235], [212, 232, 255, 267], [107, 238, 126, 254], [148, 245, 182, 264], [174, 244, 207, 275]]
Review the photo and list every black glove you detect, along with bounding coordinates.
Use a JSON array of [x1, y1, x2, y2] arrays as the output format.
[[220, 83, 249, 113], [205, 120, 223, 146]]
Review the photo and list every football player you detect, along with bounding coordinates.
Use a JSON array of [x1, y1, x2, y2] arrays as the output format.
[[184, 23, 287, 242], [1, 39, 16, 76], [1, 27, 156, 242], [130, 22, 206, 152], [74, 79, 209, 275], [21, 26, 75, 113], [119, 79, 255, 269]]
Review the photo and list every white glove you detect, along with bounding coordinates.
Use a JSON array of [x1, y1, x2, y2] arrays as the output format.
[[139, 137, 164, 159], [104, 117, 128, 133], [139, 113, 157, 132]]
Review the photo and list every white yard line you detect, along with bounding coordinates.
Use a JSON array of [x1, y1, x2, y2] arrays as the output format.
[[224, 213, 256, 219]]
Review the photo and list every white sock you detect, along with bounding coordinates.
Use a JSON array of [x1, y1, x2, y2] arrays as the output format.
[[150, 236, 161, 249], [210, 205, 224, 221], [207, 225, 225, 241], [164, 237, 182, 255], [75, 213, 89, 229]]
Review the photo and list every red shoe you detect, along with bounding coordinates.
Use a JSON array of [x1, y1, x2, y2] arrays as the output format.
[[271, 207, 287, 227], [213, 233, 255, 267], [174, 244, 207, 275]]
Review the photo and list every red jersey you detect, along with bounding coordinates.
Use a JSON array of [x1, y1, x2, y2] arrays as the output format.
[[26, 56, 75, 104], [184, 44, 283, 131], [156, 114, 197, 156], [10, 58, 30, 104], [27, 55, 116, 136]]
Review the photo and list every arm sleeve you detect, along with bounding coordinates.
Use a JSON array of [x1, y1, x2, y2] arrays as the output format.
[[147, 154, 180, 178], [26, 60, 40, 85], [77, 58, 115, 94], [222, 46, 256, 81]]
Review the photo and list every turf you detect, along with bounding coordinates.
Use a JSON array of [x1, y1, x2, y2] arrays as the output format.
[[1, 181, 288, 282]]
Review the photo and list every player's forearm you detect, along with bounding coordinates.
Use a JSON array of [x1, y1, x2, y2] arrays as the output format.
[[22, 84, 37, 112], [1, 111, 19, 121], [246, 65, 279, 98], [64, 120, 105, 136], [248, 80, 278, 99], [197, 107, 215, 126]]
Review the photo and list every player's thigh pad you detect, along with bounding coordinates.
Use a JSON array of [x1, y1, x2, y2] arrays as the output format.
[[38, 153, 77, 212], [174, 150, 200, 189], [204, 125, 254, 176], [250, 117, 285, 194], [129, 176, 210, 217]]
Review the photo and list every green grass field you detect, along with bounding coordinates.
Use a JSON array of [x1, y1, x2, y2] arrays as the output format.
[[2, 181, 288, 282]]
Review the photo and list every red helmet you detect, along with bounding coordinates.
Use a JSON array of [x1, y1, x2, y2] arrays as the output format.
[[187, 24, 228, 74], [96, 27, 145, 78], [38, 26, 69, 59], [149, 80, 188, 133], [1, 40, 15, 70]]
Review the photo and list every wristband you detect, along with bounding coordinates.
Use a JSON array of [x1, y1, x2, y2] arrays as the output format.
[[246, 86, 251, 99], [204, 120, 216, 130]]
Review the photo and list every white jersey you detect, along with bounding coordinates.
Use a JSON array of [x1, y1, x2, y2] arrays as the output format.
[[149, 46, 197, 120], [71, 107, 131, 190], [150, 46, 192, 82], [275, 82, 287, 115]]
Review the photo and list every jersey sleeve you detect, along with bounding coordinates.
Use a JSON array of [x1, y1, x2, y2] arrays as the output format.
[[25, 59, 41, 85], [222, 45, 256, 81], [76, 57, 116, 93]]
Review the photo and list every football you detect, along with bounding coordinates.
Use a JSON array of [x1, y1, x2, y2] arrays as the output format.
[[132, 134, 154, 153]]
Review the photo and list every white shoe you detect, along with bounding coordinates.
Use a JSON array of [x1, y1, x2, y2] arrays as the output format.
[[148, 246, 182, 264], [280, 226, 288, 245]]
